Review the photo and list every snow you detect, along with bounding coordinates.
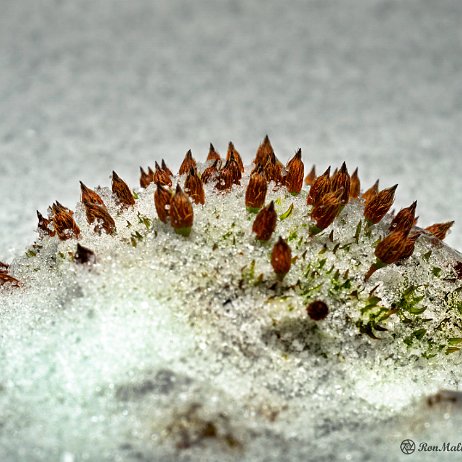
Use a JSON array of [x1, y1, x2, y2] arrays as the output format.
[[1, 164, 462, 461]]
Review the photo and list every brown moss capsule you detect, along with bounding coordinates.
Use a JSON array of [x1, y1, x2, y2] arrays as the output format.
[[147, 167, 156, 183], [0, 272, 20, 287], [255, 134, 274, 166], [271, 237, 292, 280], [425, 221, 455, 241], [215, 167, 234, 191], [349, 167, 360, 199], [37, 210, 55, 237], [389, 201, 417, 233], [364, 184, 397, 224], [264, 152, 284, 185], [154, 183, 172, 224], [399, 231, 421, 260], [362, 179, 379, 203], [139, 167, 152, 189], [74, 243, 96, 265], [309, 190, 343, 235], [83, 201, 116, 235], [225, 151, 242, 184], [305, 165, 316, 186], [170, 184, 194, 236], [179, 150, 197, 176], [112, 171, 135, 207], [307, 166, 331, 206], [207, 143, 221, 162], [52, 203, 81, 240], [202, 159, 221, 184], [365, 230, 408, 280], [161, 159, 173, 178], [252, 201, 277, 241], [80, 181, 105, 206], [285, 149, 304, 195], [375, 230, 408, 264], [184, 168, 205, 205], [227, 142, 244, 173], [330, 161, 350, 205], [306, 300, 329, 321], [245, 169, 268, 212], [153, 161, 173, 187]]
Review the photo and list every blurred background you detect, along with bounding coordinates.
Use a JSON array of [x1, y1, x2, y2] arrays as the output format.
[[0, 0, 461, 259]]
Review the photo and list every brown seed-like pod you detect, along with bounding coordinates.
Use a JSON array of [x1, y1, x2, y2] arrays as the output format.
[[330, 162, 350, 205], [306, 300, 329, 321], [0, 272, 20, 287], [0, 261, 8, 273], [349, 167, 360, 199], [52, 201, 72, 215], [83, 201, 116, 235], [364, 185, 398, 224], [362, 179, 379, 203], [80, 181, 105, 206], [52, 203, 81, 240], [285, 149, 304, 195], [74, 243, 96, 265], [305, 165, 316, 186], [255, 135, 274, 166], [206, 143, 221, 162], [271, 237, 292, 280], [179, 150, 197, 176], [202, 159, 221, 184], [425, 221, 455, 241], [170, 184, 194, 236], [399, 231, 421, 260], [147, 167, 156, 183], [153, 161, 173, 187], [161, 159, 173, 178], [112, 171, 135, 207], [227, 142, 244, 173], [37, 210, 55, 237], [365, 230, 408, 280], [252, 201, 277, 241], [225, 151, 242, 184], [310, 189, 343, 235], [215, 167, 234, 191], [375, 230, 408, 264], [389, 201, 417, 234], [307, 166, 331, 206], [245, 169, 268, 212], [154, 183, 172, 223], [184, 168, 205, 205], [139, 167, 152, 189], [264, 152, 284, 185]]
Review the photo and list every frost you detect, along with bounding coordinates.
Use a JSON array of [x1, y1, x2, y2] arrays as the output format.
[[1, 166, 462, 461]]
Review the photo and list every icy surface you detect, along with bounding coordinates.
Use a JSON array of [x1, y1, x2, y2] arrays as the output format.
[[1, 167, 462, 461]]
